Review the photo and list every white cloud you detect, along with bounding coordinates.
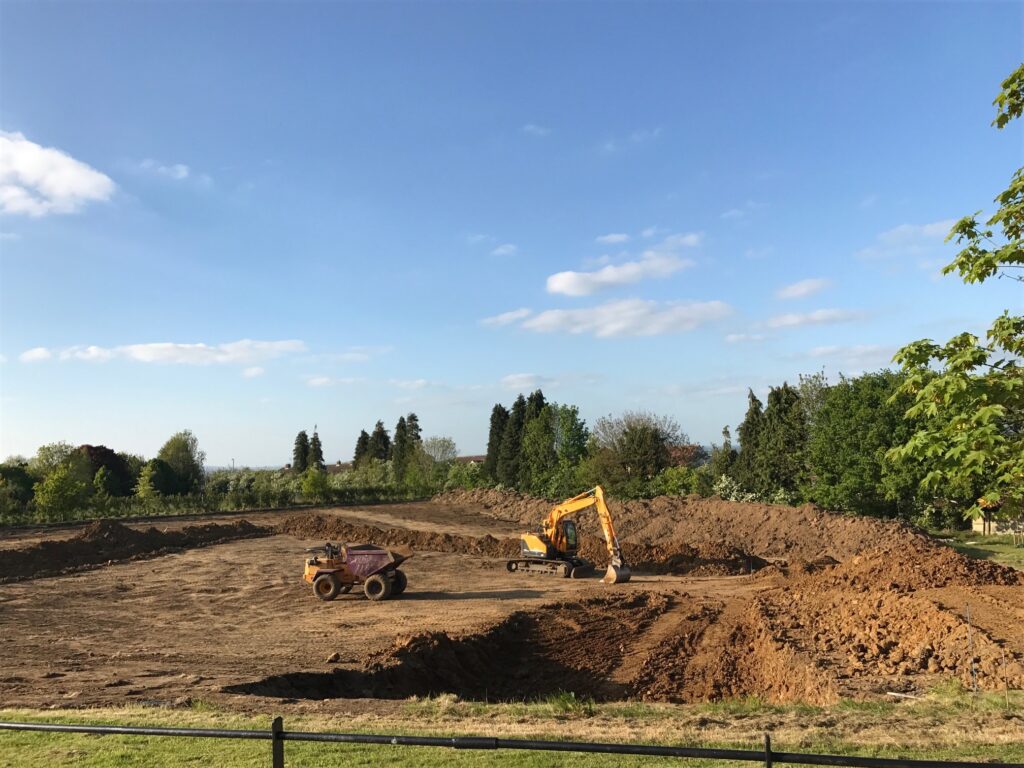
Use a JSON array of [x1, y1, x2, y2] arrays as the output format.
[[547, 232, 701, 297], [465, 233, 491, 245], [0, 231, 19, 241], [139, 158, 190, 180], [491, 243, 518, 257], [390, 378, 429, 390], [640, 226, 665, 239], [481, 308, 532, 327], [522, 123, 550, 137], [860, 194, 878, 208], [0, 354, 6, 363], [242, 366, 265, 378], [0, 131, 115, 217], [521, 298, 732, 337], [725, 333, 766, 343], [600, 127, 663, 154], [501, 373, 554, 390], [720, 201, 766, 221], [306, 375, 359, 388], [22, 339, 305, 365], [767, 309, 863, 329], [805, 344, 897, 371], [596, 233, 630, 244], [744, 246, 774, 260], [19, 347, 52, 362], [856, 219, 955, 264], [775, 278, 833, 300], [720, 208, 745, 220]]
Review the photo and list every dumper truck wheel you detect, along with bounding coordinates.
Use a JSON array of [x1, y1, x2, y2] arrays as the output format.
[[391, 570, 408, 596], [313, 573, 342, 601], [363, 574, 392, 601]]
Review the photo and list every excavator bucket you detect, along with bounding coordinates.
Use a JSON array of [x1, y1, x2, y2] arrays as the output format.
[[602, 562, 631, 584]]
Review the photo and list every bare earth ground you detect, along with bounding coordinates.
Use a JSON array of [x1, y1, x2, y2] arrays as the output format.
[[1, 495, 1022, 722]]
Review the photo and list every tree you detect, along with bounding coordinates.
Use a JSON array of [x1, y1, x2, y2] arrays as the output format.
[[808, 371, 926, 518], [496, 395, 527, 486], [301, 466, 332, 503], [308, 430, 325, 471], [422, 436, 458, 464], [78, 445, 133, 496], [353, 430, 371, 466], [707, 427, 738, 481], [757, 384, 808, 497], [889, 64, 1024, 521], [552, 404, 589, 466], [589, 411, 680, 494], [521, 405, 557, 492], [157, 430, 206, 494], [136, 458, 178, 498], [292, 431, 310, 472], [392, 416, 411, 483], [732, 390, 765, 491], [525, 389, 547, 422], [406, 413, 422, 445], [28, 442, 77, 479], [367, 420, 391, 461], [483, 404, 509, 481], [34, 464, 89, 521]]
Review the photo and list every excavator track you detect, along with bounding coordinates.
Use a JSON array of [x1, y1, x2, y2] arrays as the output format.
[[506, 558, 595, 579]]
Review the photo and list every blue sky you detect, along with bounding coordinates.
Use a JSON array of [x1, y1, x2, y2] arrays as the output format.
[[1, 1, 1022, 466]]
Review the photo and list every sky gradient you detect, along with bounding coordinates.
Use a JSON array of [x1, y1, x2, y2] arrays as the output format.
[[1, 1, 1022, 466]]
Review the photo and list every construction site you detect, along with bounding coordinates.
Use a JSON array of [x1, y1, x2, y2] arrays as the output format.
[[1, 489, 1021, 723]]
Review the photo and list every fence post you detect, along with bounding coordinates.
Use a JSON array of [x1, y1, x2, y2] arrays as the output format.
[[271, 716, 284, 768], [764, 732, 772, 768]]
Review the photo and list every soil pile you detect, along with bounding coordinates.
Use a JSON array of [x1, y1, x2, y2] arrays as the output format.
[[278, 513, 519, 559], [0, 519, 269, 582]]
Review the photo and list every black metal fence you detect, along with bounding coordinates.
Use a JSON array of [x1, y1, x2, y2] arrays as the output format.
[[2, 719, 1021, 768]]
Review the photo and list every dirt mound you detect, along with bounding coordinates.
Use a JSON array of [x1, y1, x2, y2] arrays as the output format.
[[432, 488, 552, 525], [278, 513, 519, 559], [801, 540, 1024, 592], [0, 519, 270, 582]]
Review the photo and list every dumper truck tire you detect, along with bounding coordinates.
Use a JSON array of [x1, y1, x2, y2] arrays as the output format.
[[391, 570, 408, 596], [364, 574, 392, 601], [313, 573, 342, 601]]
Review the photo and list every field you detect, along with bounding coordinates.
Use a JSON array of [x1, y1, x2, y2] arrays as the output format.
[[1, 492, 1023, 764]]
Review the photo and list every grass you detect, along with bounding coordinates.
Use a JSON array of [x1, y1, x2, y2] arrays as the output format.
[[3, 687, 1023, 767], [939, 530, 1024, 570]]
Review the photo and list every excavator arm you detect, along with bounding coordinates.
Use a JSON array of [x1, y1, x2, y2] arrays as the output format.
[[541, 486, 630, 584]]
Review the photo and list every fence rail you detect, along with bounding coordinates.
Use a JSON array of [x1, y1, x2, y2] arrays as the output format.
[[2, 719, 1021, 768]]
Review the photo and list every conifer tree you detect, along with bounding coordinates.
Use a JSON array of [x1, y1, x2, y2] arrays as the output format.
[[353, 430, 370, 466], [496, 395, 527, 487], [406, 413, 422, 445], [367, 420, 392, 461], [308, 430, 325, 471], [483, 403, 509, 480], [733, 390, 764, 491], [392, 416, 410, 483], [292, 431, 310, 472]]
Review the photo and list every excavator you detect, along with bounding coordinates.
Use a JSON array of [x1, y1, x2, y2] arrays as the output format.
[[506, 485, 631, 584]]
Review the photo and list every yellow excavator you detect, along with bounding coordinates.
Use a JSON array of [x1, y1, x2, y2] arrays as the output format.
[[506, 485, 631, 584]]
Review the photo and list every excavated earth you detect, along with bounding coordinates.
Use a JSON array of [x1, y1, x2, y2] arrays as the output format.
[[0, 491, 1022, 710]]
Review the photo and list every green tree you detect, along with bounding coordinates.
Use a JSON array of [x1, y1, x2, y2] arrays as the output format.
[[521, 405, 557, 493], [496, 394, 527, 487], [367, 420, 391, 461], [353, 430, 371, 466], [136, 458, 178, 498], [157, 430, 206, 494], [732, 390, 765, 491], [392, 416, 411, 483], [292, 431, 310, 472], [553, 404, 589, 466], [78, 445, 133, 497], [33, 464, 89, 521], [889, 64, 1024, 521], [483, 403, 509, 481], [301, 466, 331, 503], [308, 430, 325, 471], [28, 441, 77, 479], [808, 371, 926, 518], [707, 427, 737, 481], [0, 462, 35, 508], [525, 389, 547, 422], [406, 412, 422, 445], [757, 384, 807, 497]]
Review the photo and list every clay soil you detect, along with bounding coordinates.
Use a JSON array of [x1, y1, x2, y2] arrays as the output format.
[[0, 492, 1021, 714]]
